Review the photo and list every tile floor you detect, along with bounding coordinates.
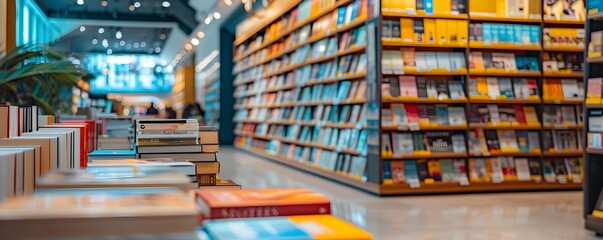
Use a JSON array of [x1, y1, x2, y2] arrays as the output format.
[[218, 147, 599, 240]]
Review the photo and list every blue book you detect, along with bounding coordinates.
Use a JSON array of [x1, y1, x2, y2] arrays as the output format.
[[513, 25, 522, 44], [404, 160, 419, 182], [483, 23, 492, 44], [589, 0, 603, 12], [337, 7, 346, 27], [88, 149, 136, 157], [505, 24, 514, 44], [425, 0, 434, 14], [435, 105, 449, 125], [529, 25, 540, 45], [521, 25, 531, 44], [337, 81, 351, 101], [383, 161, 393, 181], [497, 24, 505, 43]]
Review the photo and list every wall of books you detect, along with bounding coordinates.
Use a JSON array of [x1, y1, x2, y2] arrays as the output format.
[[232, 0, 586, 195]]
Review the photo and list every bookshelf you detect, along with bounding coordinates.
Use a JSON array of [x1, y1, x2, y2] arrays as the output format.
[[585, 2, 603, 235], [232, 0, 585, 195]]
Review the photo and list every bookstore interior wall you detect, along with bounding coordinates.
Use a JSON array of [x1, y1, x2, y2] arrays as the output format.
[[231, 0, 587, 195]]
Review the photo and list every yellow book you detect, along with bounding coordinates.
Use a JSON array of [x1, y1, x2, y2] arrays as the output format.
[[424, 19, 436, 44], [523, 106, 539, 123], [496, 0, 506, 17], [470, 0, 496, 15], [476, 77, 489, 96], [382, 0, 392, 10], [447, 20, 458, 45], [458, 20, 468, 45], [433, 0, 451, 14], [401, 0, 416, 13], [401, 18, 415, 43], [435, 19, 447, 45], [528, 0, 542, 18]]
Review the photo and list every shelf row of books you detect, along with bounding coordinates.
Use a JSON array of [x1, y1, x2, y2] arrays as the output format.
[[382, 157, 583, 187], [0, 105, 97, 201], [236, 103, 367, 127]]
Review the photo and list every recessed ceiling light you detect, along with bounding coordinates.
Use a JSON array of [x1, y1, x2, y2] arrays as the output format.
[[102, 39, 108, 46], [119, 40, 125, 46], [115, 31, 122, 39], [140, 42, 146, 47], [134, 42, 140, 48], [126, 43, 132, 49], [98, 28, 105, 34], [197, 31, 205, 38], [185, 43, 192, 51], [101, 0, 107, 6], [107, 49, 113, 54], [191, 38, 199, 46], [159, 33, 167, 40], [161, 1, 170, 7], [155, 47, 161, 53], [77, 0, 84, 5], [79, 26, 86, 32], [134, 1, 141, 7], [224, 0, 232, 6], [92, 39, 98, 44], [213, 12, 221, 19], [204, 16, 211, 24], [128, 4, 135, 11]]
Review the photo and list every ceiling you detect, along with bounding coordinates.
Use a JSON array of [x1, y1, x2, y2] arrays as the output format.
[[53, 25, 171, 55]]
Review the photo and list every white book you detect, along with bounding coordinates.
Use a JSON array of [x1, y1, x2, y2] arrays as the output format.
[[561, 79, 580, 99], [527, 131, 541, 150], [513, 79, 530, 99], [381, 51, 394, 74], [392, 51, 405, 74], [486, 77, 500, 98], [490, 158, 504, 182], [448, 107, 467, 125], [488, 104, 500, 124], [399, 133, 414, 155], [391, 104, 408, 127], [415, 52, 428, 71], [497, 130, 519, 150], [382, 109, 394, 127], [515, 158, 531, 181]]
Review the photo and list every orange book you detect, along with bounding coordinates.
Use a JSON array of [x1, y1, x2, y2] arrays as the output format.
[[194, 188, 331, 220], [400, 18, 414, 42]]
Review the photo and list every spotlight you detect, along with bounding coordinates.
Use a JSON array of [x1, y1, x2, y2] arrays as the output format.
[[140, 42, 146, 47], [224, 0, 232, 6], [133, 42, 140, 48], [128, 4, 135, 11], [185, 43, 192, 51], [77, 0, 84, 5], [213, 12, 221, 19], [159, 33, 167, 40], [101, 0, 107, 6], [197, 31, 205, 38], [115, 31, 122, 39], [204, 16, 211, 24], [107, 49, 113, 54], [92, 39, 98, 44], [98, 28, 105, 34], [119, 40, 125, 46], [161, 1, 170, 7], [191, 38, 199, 46], [134, 1, 141, 7], [155, 47, 161, 53], [79, 26, 86, 32]]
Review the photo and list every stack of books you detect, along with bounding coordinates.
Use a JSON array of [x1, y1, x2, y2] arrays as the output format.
[[135, 119, 221, 187], [98, 117, 133, 150], [0, 104, 88, 201], [0, 187, 198, 239], [194, 188, 372, 239]]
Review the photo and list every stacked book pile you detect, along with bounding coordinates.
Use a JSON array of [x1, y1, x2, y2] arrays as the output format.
[[98, 117, 133, 150], [135, 119, 222, 187], [194, 188, 372, 239], [0, 104, 93, 201]]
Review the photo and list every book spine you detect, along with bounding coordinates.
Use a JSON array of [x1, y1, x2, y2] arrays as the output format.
[[137, 123, 200, 131], [197, 174, 217, 186], [137, 130, 199, 139], [209, 203, 331, 219], [137, 138, 199, 146]]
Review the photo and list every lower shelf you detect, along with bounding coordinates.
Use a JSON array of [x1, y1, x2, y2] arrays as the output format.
[[236, 144, 582, 196]]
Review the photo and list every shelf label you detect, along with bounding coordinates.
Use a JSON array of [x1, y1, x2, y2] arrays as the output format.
[[492, 173, 504, 183], [557, 176, 567, 184], [408, 123, 420, 131], [408, 180, 421, 189], [355, 122, 364, 129], [459, 176, 470, 186]]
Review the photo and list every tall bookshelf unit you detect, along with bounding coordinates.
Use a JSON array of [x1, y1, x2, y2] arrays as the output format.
[[585, 4, 603, 234], [232, 0, 585, 195]]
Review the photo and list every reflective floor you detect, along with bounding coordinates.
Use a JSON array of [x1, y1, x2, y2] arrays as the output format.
[[218, 147, 598, 240]]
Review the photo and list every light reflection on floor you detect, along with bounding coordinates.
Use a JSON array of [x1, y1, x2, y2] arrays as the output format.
[[219, 147, 598, 240]]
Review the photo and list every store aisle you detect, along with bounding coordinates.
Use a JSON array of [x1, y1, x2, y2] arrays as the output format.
[[218, 147, 597, 240]]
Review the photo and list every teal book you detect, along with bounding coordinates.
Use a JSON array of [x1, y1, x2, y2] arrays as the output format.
[[435, 105, 449, 126], [440, 159, 455, 183], [529, 25, 540, 45], [383, 161, 393, 181], [404, 160, 420, 182], [337, 7, 346, 27], [505, 24, 514, 44], [513, 25, 522, 44], [483, 23, 492, 44]]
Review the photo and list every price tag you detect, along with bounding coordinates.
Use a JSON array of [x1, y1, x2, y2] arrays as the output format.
[[492, 174, 504, 183], [333, 99, 341, 105], [408, 180, 421, 189], [573, 177, 582, 184], [482, 152, 491, 157], [408, 123, 420, 131], [336, 145, 343, 152], [557, 176, 567, 184], [554, 100, 561, 104]]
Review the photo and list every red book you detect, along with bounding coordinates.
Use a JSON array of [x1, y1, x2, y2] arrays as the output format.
[[514, 105, 526, 124], [404, 105, 420, 124], [194, 188, 331, 220], [62, 120, 96, 153], [43, 123, 89, 168]]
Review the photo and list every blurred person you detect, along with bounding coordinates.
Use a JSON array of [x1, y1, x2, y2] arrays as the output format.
[[182, 103, 205, 123], [146, 102, 159, 115], [165, 107, 177, 119]]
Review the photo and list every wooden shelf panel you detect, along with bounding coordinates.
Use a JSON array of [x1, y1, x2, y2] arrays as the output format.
[[469, 152, 542, 157], [381, 10, 468, 20], [382, 39, 467, 48], [543, 72, 583, 78], [304, 72, 367, 86], [587, 148, 603, 155], [587, 57, 603, 63], [469, 15, 542, 23], [586, 104, 603, 109], [542, 99, 584, 104], [468, 98, 541, 104], [234, 99, 366, 109], [543, 151, 584, 157], [468, 123, 541, 130], [469, 42, 541, 51], [379, 181, 581, 195], [382, 98, 467, 104], [468, 70, 541, 77], [235, 145, 380, 194], [543, 46, 584, 52], [542, 125, 583, 130], [382, 153, 468, 159], [393, 69, 468, 76], [543, 19, 585, 26], [588, 13, 603, 20]]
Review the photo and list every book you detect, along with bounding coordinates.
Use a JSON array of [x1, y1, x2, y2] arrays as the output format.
[[202, 215, 372, 240], [391, 160, 405, 184], [195, 188, 330, 220]]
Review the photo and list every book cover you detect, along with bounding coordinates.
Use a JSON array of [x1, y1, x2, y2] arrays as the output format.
[[516, 130, 530, 152], [391, 160, 405, 183], [413, 132, 428, 151], [401, 19, 414, 42], [426, 132, 453, 152], [469, 158, 489, 182], [202, 215, 372, 240], [413, 19, 425, 43], [427, 160, 442, 181], [448, 107, 466, 126], [440, 159, 455, 183], [435, 19, 447, 45], [404, 160, 420, 183], [417, 159, 431, 182], [515, 158, 531, 181], [399, 76, 418, 98]]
